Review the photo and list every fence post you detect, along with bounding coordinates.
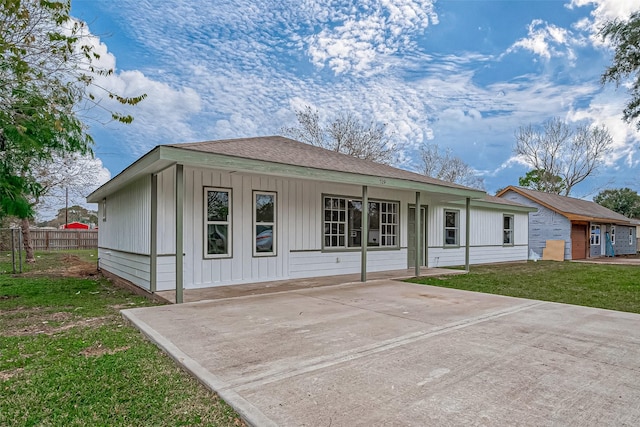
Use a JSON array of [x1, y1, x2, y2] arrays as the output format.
[[11, 228, 16, 274], [45, 230, 49, 250], [18, 229, 22, 273]]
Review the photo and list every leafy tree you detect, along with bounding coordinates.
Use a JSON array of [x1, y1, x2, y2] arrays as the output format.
[[594, 188, 640, 218], [601, 12, 640, 130], [281, 105, 398, 165], [419, 143, 484, 190], [0, 0, 145, 262], [518, 169, 565, 194], [514, 118, 612, 196]]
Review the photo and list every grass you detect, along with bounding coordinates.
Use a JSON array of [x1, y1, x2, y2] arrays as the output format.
[[0, 249, 98, 274], [408, 261, 640, 314], [0, 250, 243, 427]]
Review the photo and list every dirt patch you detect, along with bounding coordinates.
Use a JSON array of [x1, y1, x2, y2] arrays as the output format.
[[0, 309, 112, 337], [22, 254, 98, 278], [0, 367, 24, 381], [80, 344, 130, 358]]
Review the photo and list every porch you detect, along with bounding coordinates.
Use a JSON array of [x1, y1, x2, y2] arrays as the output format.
[[155, 267, 466, 303]]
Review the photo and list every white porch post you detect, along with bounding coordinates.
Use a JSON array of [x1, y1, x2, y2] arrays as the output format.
[[465, 197, 470, 272], [415, 191, 421, 277], [361, 185, 368, 282], [175, 164, 184, 304], [150, 173, 157, 293]]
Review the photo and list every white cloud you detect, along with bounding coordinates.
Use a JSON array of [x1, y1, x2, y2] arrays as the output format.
[[569, 0, 640, 46], [304, 0, 438, 75], [505, 19, 577, 61]]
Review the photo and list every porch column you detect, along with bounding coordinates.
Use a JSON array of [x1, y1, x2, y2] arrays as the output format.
[[415, 191, 421, 277], [465, 197, 470, 272], [175, 164, 184, 304], [150, 173, 158, 293], [361, 185, 368, 282]]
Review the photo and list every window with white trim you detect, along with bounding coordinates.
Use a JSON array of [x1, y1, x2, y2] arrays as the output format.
[[630, 228, 634, 246], [503, 215, 514, 245], [101, 198, 107, 222], [323, 196, 398, 249], [254, 191, 276, 256], [444, 210, 459, 246], [590, 225, 600, 246], [204, 187, 231, 258], [611, 225, 616, 245]]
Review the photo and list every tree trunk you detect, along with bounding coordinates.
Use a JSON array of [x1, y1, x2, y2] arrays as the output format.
[[21, 217, 35, 263]]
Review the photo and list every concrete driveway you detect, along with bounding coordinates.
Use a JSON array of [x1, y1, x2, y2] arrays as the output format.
[[123, 280, 640, 426]]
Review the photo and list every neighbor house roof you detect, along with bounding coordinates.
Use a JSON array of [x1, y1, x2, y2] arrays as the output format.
[[88, 136, 487, 202], [496, 186, 633, 224]]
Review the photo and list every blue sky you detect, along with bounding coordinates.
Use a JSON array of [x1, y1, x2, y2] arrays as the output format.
[[70, 0, 640, 200]]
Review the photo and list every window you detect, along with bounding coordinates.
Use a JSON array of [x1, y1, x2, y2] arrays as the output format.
[[323, 196, 398, 249], [590, 225, 600, 246], [101, 198, 107, 222], [254, 191, 276, 256], [630, 229, 634, 246], [204, 188, 231, 257], [611, 225, 616, 245], [444, 210, 459, 246], [503, 215, 514, 245]]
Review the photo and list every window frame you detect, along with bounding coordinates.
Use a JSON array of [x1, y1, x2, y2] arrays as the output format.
[[322, 194, 399, 250], [203, 187, 232, 259], [630, 228, 634, 246], [611, 225, 616, 245], [444, 209, 460, 247], [101, 198, 107, 222], [590, 224, 601, 246], [503, 214, 514, 246], [253, 190, 277, 257]]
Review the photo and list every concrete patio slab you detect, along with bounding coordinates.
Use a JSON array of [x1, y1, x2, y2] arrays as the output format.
[[123, 280, 640, 426]]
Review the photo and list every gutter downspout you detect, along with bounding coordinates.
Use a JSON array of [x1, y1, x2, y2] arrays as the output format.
[[175, 164, 184, 303], [150, 173, 157, 293], [361, 185, 368, 282], [415, 192, 421, 277], [465, 197, 470, 272]]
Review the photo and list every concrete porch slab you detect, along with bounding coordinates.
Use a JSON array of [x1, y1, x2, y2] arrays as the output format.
[[155, 267, 465, 303], [124, 280, 640, 426]]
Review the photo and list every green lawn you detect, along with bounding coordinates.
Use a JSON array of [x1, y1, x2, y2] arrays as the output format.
[[0, 251, 243, 426], [408, 261, 640, 314]]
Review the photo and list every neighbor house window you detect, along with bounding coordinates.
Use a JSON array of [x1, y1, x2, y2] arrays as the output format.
[[444, 210, 459, 246], [204, 187, 231, 258], [101, 198, 107, 222], [254, 191, 276, 256], [630, 229, 634, 246], [590, 225, 600, 246], [323, 196, 398, 249], [611, 225, 616, 245], [503, 215, 514, 245]]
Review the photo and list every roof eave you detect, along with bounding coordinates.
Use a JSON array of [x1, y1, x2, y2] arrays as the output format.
[[88, 145, 486, 202]]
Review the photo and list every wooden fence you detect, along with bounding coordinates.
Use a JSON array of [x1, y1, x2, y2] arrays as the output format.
[[29, 229, 98, 250]]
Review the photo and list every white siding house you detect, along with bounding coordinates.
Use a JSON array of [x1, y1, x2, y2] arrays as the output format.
[[88, 137, 533, 302]]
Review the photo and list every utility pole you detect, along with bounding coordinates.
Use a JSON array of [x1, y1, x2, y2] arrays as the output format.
[[65, 187, 68, 229]]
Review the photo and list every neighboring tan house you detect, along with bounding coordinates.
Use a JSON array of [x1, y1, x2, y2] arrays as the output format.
[[497, 186, 637, 260], [87, 136, 534, 302]]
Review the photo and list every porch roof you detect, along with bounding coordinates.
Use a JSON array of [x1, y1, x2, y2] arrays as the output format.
[[88, 136, 486, 202]]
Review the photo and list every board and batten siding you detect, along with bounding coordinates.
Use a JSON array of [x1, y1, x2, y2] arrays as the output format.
[[99, 164, 531, 292], [156, 166, 418, 288], [426, 206, 529, 267], [97, 176, 152, 289], [500, 190, 571, 259]]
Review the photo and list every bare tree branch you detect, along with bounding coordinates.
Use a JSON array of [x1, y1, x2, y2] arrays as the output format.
[[419, 143, 484, 190], [282, 106, 398, 165], [514, 118, 613, 195]]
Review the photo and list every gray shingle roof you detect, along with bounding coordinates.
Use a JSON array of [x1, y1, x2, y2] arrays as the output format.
[[166, 136, 478, 192], [500, 186, 632, 223]]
